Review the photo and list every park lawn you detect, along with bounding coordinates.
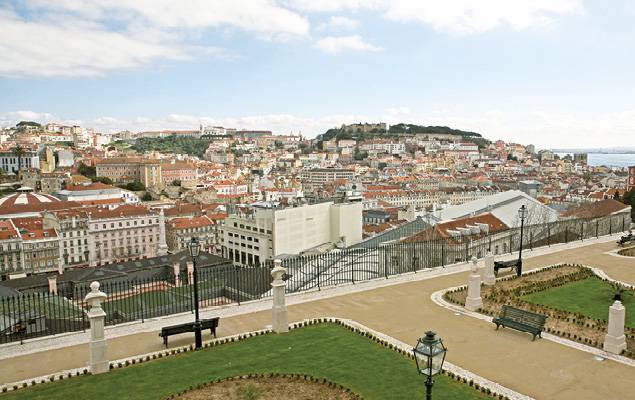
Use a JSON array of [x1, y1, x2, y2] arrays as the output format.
[[522, 277, 635, 328], [4, 324, 491, 400]]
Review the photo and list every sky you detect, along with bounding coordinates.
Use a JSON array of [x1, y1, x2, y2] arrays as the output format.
[[1, 0, 635, 149]]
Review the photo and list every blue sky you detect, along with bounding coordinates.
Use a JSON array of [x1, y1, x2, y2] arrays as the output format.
[[1, 0, 635, 148]]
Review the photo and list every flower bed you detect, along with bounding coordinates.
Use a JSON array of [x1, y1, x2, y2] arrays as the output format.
[[444, 264, 635, 358], [617, 246, 635, 257]]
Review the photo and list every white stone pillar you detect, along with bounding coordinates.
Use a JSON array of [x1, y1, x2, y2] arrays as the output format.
[[483, 251, 496, 286], [84, 281, 109, 374], [47, 275, 58, 295], [173, 262, 181, 287], [465, 261, 483, 311], [157, 208, 168, 256], [603, 300, 627, 354], [186, 261, 194, 285], [271, 259, 288, 333], [472, 256, 484, 281]]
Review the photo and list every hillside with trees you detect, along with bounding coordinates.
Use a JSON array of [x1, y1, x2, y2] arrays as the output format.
[[317, 123, 490, 148]]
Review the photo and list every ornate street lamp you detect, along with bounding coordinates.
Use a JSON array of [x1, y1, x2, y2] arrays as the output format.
[[517, 205, 527, 277], [188, 236, 202, 349], [413, 331, 447, 400]]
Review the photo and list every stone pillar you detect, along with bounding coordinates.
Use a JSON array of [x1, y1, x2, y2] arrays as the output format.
[[603, 300, 627, 354], [84, 281, 109, 374], [472, 256, 484, 280], [47, 275, 58, 295], [173, 262, 181, 287], [186, 261, 194, 285], [483, 251, 496, 286], [157, 208, 169, 256], [465, 261, 483, 311], [271, 259, 288, 333]]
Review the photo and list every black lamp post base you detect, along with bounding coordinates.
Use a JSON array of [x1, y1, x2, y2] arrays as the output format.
[[426, 379, 433, 400]]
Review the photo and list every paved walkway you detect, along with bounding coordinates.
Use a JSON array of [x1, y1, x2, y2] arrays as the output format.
[[2, 239, 635, 399]]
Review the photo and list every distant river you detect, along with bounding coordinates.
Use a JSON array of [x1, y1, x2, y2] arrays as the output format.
[[555, 153, 634, 168]]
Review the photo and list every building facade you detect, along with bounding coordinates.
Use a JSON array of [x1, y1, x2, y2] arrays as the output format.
[[220, 202, 362, 265]]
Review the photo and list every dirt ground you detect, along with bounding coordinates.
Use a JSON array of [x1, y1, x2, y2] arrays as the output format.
[[175, 376, 359, 400]]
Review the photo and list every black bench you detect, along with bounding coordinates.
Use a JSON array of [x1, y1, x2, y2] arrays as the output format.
[[159, 317, 220, 347], [617, 234, 634, 246], [493, 305, 546, 341], [494, 260, 520, 276]]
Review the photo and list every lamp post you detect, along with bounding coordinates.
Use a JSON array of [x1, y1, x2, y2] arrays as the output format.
[[413, 331, 447, 400], [188, 237, 202, 350], [517, 205, 527, 277]]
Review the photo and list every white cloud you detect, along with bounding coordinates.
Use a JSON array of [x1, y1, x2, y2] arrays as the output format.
[[316, 35, 383, 54], [290, 0, 583, 34], [381, 0, 583, 34], [0, 1, 309, 78], [318, 16, 360, 31]]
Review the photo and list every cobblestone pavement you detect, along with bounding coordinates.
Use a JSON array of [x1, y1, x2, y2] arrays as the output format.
[[2, 239, 634, 399]]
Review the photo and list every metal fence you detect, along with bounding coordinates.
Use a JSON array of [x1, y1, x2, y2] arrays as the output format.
[[0, 213, 630, 344]]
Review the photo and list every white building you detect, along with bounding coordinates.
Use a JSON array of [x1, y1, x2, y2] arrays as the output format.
[[220, 202, 362, 265], [0, 149, 40, 174]]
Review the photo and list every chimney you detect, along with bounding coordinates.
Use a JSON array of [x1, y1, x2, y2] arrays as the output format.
[[48, 275, 58, 295]]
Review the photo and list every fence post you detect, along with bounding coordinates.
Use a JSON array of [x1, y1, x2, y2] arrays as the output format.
[[565, 227, 569, 243], [547, 225, 551, 246], [530, 231, 533, 250], [596, 219, 599, 238], [441, 242, 445, 267], [609, 217, 613, 235], [509, 234, 513, 254], [580, 221, 584, 241]]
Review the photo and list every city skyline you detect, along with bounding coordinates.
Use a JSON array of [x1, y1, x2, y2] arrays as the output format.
[[2, 1, 635, 148]]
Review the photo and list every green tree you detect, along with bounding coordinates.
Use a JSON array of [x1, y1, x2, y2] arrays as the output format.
[[92, 176, 113, 185], [12, 145, 25, 172], [141, 192, 153, 201], [78, 162, 96, 178], [171, 179, 181, 186], [378, 162, 388, 170]]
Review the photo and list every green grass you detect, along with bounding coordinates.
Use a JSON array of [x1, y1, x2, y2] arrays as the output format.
[[4, 324, 491, 400], [522, 277, 635, 328], [1, 296, 82, 318]]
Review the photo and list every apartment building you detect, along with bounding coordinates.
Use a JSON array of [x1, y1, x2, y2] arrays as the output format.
[[628, 165, 635, 191], [95, 158, 163, 190], [0, 148, 40, 173], [86, 205, 161, 266], [220, 202, 362, 265], [166, 215, 221, 254], [300, 168, 355, 191], [0, 220, 22, 279], [161, 162, 197, 185], [20, 227, 61, 275], [43, 210, 91, 268]]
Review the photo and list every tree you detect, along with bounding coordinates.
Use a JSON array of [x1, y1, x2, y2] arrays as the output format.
[[141, 192, 153, 201], [92, 176, 113, 185], [12, 145, 25, 172], [378, 162, 388, 170], [613, 191, 621, 201], [171, 179, 181, 186], [78, 162, 96, 178], [126, 181, 146, 191]]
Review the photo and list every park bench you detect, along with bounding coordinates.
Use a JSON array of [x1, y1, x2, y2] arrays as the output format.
[[493, 259, 520, 276], [493, 305, 546, 341], [617, 234, 634, 247], [159, 317, 220, 347]]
